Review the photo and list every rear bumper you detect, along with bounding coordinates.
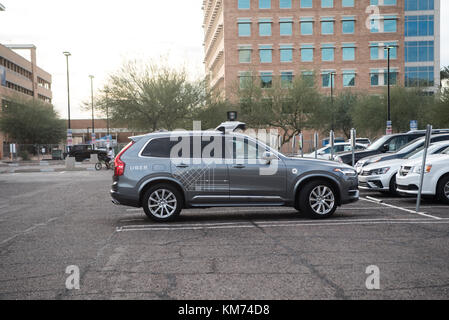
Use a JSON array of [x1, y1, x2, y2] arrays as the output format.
[[110, 190, 140, 207]]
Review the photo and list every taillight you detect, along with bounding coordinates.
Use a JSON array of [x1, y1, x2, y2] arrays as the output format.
[[114, 141, 134, 176]]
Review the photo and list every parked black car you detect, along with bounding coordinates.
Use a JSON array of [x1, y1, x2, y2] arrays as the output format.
[[335, 132, 425, 166], [64, 144, 107, 162]]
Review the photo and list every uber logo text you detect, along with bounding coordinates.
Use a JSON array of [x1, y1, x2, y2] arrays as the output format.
[[365, 265, 380, 290], [65, 265, 80, 290]]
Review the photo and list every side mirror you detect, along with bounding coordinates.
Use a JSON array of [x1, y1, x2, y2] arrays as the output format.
[[262, 151, 277, 164]]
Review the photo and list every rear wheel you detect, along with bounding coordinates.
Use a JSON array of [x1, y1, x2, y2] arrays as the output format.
[[298, 180, 337, 219], [436, 176, 449, 204], [142, 184, 182, 222], [95, 162, 102, 171]]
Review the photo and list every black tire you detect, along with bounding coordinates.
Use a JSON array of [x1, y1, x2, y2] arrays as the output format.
[[142, 183, 183, 222], [388, 173, 399, 196], [436, 175, 449, 204], [95, 162, 102, 171], [298, 180, 338, 219]]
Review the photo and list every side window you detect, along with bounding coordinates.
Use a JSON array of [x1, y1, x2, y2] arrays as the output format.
[[199, 136, 224, 159], [141, 137, 181, 158], [334, 145, 345, 152], [227, 137, 265, 159], [388, 136, 410, 152]]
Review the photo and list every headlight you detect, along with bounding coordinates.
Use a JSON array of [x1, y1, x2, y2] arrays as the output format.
[[412, 165, 432, 174], [369, 167, 390, 175], [334, 168, 357, 177]]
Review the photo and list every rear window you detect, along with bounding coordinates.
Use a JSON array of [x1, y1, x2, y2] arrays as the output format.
[[141, 138, 180, 158]]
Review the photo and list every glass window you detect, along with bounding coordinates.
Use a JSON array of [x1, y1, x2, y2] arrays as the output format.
[[259, 0, 271, 9], [238, 0, 250, 9], [301, 0, 313, 8], [230, 138, 265, 160], [384, 0, 397, 5], [405, 41, 434, 62], [259, 49, 272, 63], [141, 138, 181, 158], [405, 15, 434, 37], [342, 47, 355, 61], [385, 71, 397, 85], [342, 20, 355, 34], [280, 48, 293, 62], [321, 21, 334, 34], [302, 71, 314, 86], [280, 22, 293, 36], [370, 72, 379, 86], [384, 18, 397, 32], [260, 72, 273, 88], [322, 0, 333, 8], [301, 21, 313, 35], [239, 49, 251, 63], [259, 22, 272, 36], [322, 73, 335, 88], [342, 0, 354, 7], [405, 66, 434, 87], [281, 72, 294, 87], [405, 0, 434, 11], [301, 48, 314, 62], [239, 72, 252, 89], [370, 46, 379, 60], [343, 73, 355, 87], [370, 19, 380, 33], [280, 0, 292, 8], [321, 47, 334, 61], [238, 23, 251, 36]]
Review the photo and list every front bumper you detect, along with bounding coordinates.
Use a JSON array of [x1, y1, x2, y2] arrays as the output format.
[[396, 172, 434, 195], [358, 174, 389, 191], [340, 176, 359, 204]]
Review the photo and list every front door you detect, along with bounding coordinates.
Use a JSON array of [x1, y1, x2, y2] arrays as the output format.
[[225, 136, 287, 204]]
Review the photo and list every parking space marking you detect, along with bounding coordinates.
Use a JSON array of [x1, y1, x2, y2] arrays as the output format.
[[361, 198, 442, 220], [115, 217, 449, 232]]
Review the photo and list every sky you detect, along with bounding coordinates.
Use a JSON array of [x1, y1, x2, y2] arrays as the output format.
[[0, 0, 448, 120]]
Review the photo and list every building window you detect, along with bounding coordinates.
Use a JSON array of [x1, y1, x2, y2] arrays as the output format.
[[405, 0, 434, 11], [301, 0, 313, 8], [281, 72, 294, 87], [300, 20, 313, 35], [280, 19, 293, 36], [301, 46, 314, 62], [260, 72, 273, 88], [259, 0, 271, 9], [280, 0, 292, 8], [321, 20, 334, 35], [238, 0, 250, 9], [301, 71, 314, 86], [370, 69, 398, 86], [322, 0, 333, 8], [238, 20, 251, 36], [405, 66, 434, 87], [370, 42, 398, 60], [239, 48, 252, 63], [405, 15, 434, 37], [343, 71, 356, 87], [342, 0, 354, 7], [342, 19, 355, 34], [322, 72, 335, 88], [259, 46, 273, 63], [321, 45, 334, 61], [342, 46, 355, 61], [239, 71, 252, 89], [370, 16, 397, 33], [371, 0, 397, 5], [405, 41, 434, 62], [280, 45, 293, 62], [259, 20, 272, 36]]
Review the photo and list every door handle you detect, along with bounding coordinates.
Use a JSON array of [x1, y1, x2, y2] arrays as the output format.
[[233, 164, 245, 169], [176, 163, 189, 168]]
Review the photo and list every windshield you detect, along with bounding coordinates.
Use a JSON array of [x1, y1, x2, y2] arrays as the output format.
[[407, 144, 449, 159], [367, 135, 390, 151], [395, 138, 423, 154]]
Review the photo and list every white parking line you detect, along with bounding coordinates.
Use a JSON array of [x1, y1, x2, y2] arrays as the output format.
[[361, 198, 442, 220], [116, 217, 449, 232]]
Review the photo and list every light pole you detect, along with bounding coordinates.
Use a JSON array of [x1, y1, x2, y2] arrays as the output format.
[[384, 45, 393, 134], [89, 75, 95, 134], [330, 72, 336, 131], [63, 52, 71, 129], [86, 127, 91, 144]]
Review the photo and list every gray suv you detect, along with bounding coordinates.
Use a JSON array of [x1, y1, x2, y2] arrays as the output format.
[[110, 130, 359, 221]]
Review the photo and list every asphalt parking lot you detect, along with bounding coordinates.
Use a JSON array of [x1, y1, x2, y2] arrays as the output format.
[[0, 170, 448, 299]]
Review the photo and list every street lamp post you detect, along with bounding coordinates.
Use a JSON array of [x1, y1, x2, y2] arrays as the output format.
[[89, 75, 95, 148], [86, 127, 91, 144], [63, 52, 71, 129], [385, 46, 393, 134], [330, 72, 336, 131]]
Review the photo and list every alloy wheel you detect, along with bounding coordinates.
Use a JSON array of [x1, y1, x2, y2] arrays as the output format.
[[309, 185, 335, 215], [148, 189, 177, 218]]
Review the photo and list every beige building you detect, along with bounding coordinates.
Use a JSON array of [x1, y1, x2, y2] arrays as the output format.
[[203, 0, 440, 100], [0, 43, 53, 158]]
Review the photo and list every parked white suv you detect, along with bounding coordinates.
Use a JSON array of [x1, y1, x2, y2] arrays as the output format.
[[359, 141, 449, 195], [396, 146, 449, 204]]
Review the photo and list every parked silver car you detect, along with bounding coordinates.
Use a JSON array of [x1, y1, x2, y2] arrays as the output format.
[[110, 128, 359, 221]]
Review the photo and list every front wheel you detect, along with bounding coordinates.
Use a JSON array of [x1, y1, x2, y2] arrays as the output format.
[[298, 180, 337, 219], [436, 176, 449, 204], [95, 162, 102, 171], [142, 184, 182, 222], [388, 173, 399, 196]]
